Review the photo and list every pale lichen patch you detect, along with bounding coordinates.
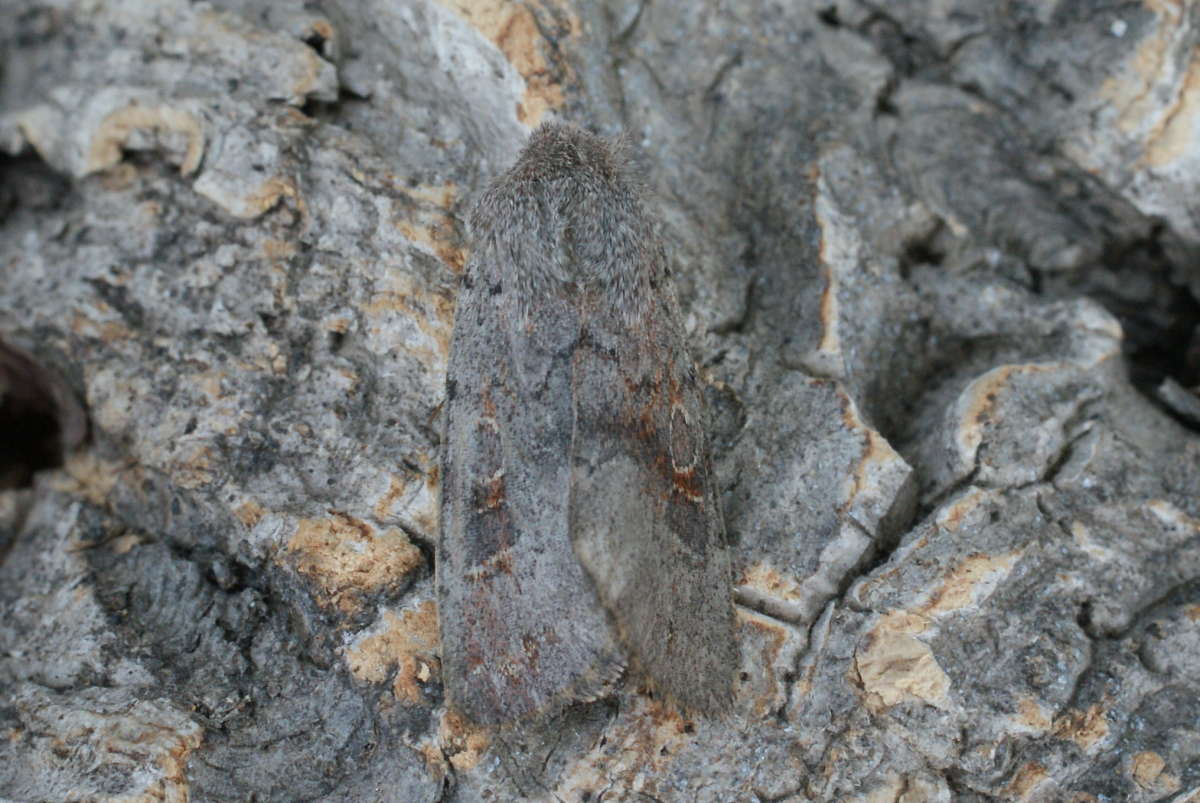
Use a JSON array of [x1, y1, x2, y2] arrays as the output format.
[[70, 306, 133, 345], [1052, 704, 1110, 752], [29, 698, 204, 803], [836, 390, 912, 532], [372, 474, 410, 521], [108, 533, 143, 555], [854, 611, 951, 711], [234, 499, 265, 528], [999, 761, 1050, 800], [1142, 53, 1200, 168], [738, 562, 805, 605], [858, 772, 906, 803], [735, 607, 805, 718], [811, 179, 847, 376], [287, 512, 424, 614], [918, 550, 1023, 618], [1145, 498, 1200, 535], [854, 544, 1022, 713], [391, 182, 466, 274], [1130, 750, 1180, 794], [169, 443, 218, 490], [344, 601, 440, 705], [438, 709, 491, 771], [1070, 520, 1117, 562], [87, 103, 205, 175], [194, 163, 298, 220], [935, 487, 988, 532], [1014, 695, 1053, 734], [954, 363, 1059, 462], [433, 0, 579, 125], [365, 269, 457, 373], [53, 453, 127, 507], [1096, 0, 1199, 169], [369, 465, 440, 538], [854, 772, 945, 803], [553, 699, 700, 801]]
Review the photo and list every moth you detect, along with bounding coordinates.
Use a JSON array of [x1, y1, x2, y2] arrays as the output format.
[[437, 122, 737, 725]]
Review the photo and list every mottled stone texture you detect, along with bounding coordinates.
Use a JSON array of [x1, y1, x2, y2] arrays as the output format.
[[1, 1, 1198, 800]]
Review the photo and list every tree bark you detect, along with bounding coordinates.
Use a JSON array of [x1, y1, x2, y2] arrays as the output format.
[[2, 1, 1199, 800]]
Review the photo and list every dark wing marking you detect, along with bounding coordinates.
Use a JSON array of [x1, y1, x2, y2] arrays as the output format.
[[438, 245, 623, 725]]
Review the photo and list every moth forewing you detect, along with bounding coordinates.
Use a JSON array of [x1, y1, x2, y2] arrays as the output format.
[[438, 122, 737, 725]]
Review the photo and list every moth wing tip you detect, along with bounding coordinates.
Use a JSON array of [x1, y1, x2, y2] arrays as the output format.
[[445, 651, 627, 728]]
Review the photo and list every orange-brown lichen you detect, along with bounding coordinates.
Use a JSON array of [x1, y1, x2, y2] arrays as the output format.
[[935, 488, 988, 532], [287, 512, 424, 614], [739, 563, 805, 605], [234, 499, 265, 528], [1000, 762, 1050, 800], [85, 103, 205, 175], [438, 708, 491, 771], [736, 607, 801, 718], [918, 551, 1023, 618], [70, 305, 133, 345], [1131, 751, 1167, 787], [393, 183, 467, 274], [53, 453, 127, 507], [372, 474, 409, 521], [854, 611, 950, 712], [1053, 704, 1110, 752], [836, 391, 907, 517], [365, 268, 457, 367], [955, 364, 1058, 460], [345, 601, 440, 705], [434, 0, 579, 125], [1015, 695, 1053, 733], [260, 237, 297, 262]]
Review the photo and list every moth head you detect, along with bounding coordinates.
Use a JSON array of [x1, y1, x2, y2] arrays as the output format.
[[469, 124, 662, 316], [509, 122, 635, 184]]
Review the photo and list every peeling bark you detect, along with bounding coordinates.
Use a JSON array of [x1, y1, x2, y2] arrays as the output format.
[[3, 1, 1199, 800]]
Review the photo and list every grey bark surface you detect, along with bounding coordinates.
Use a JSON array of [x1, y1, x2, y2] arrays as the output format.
[[1, 1, 1199, 800]]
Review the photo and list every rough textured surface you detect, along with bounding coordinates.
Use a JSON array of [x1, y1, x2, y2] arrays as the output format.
[[1, 0, 1198, 800], [439, 123, 738, 726]]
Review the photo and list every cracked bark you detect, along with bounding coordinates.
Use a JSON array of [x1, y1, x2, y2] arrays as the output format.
[[2, 1, 1200, 800]]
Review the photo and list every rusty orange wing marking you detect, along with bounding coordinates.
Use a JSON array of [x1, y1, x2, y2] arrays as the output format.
[[568, 284, 738, 715]]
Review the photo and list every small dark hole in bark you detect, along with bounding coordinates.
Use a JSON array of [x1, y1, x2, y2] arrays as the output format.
[[1075, 600, 1093, 632], [0, 341, 87, 490], [303, 33, 328, 58]]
